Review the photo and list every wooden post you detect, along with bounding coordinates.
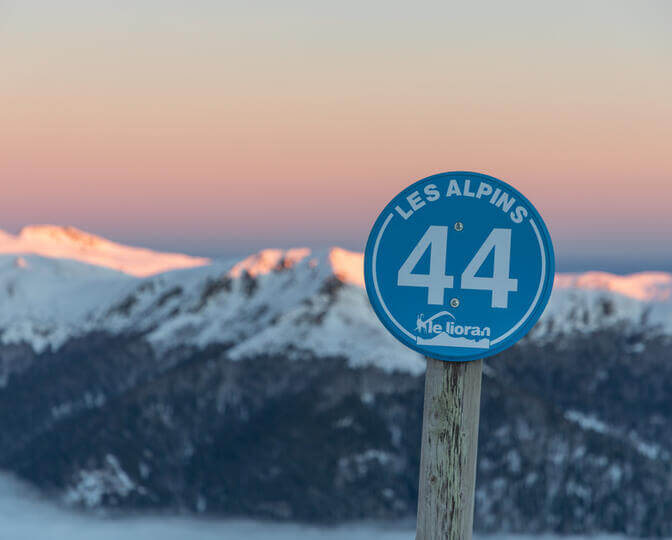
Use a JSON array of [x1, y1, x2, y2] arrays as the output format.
[[416, 357, 483, 540]]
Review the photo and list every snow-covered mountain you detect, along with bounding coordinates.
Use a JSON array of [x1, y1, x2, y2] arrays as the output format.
[[1, 228, 672, 536], [0, 225, 208, 277], [0, 228, 669, 368], [0, 254, 134, 354]]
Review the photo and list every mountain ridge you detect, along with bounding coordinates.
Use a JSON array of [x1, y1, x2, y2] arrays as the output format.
[[0, 226, 669, 367], [0, 243, 668, 375], [2, 224, 670, 296], [0, 225, 209, 277]]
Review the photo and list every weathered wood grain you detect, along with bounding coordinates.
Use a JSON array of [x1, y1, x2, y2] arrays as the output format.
[[416, 357, 483, 540]]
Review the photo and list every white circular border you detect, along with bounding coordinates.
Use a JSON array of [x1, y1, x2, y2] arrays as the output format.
[[371, 212, 547, 347]]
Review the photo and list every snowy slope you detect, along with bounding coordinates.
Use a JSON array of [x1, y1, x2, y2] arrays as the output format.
[[555, 272, 672, 302], [535, 274, 672, 338], [0, 255, 133, 352], [0, 225, 208, 277], [94, 247, 425, 374]]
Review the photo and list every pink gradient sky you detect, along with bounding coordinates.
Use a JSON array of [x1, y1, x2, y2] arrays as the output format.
[[1, 1, 671, 271]]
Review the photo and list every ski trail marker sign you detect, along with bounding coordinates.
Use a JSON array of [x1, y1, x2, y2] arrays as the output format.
[[364, 171, 554, 362]]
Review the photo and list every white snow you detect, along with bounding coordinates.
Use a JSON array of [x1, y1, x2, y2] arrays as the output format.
[[0, 254, 134, 353], [564, 410, 667, 460], [564, 411, 610, 435], [226, 281, 426, 375], [88, 246, 424, 374], [64, 455, 137, 508], [534, 285, 672, 339]]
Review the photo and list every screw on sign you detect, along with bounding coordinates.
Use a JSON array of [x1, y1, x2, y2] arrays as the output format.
[[364, 172, 554, 540]]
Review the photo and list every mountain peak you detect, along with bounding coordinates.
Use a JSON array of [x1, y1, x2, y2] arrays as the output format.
[[226, 247, 365, 288], [229, 248, 311, 278], [19, 225, 107, 248], [555, 271, 672, 302], [328, 247, 364, 288], [0, 225, 209, 277]]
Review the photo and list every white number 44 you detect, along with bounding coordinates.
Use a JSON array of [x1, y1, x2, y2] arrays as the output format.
[[397, 226, 518, 308]]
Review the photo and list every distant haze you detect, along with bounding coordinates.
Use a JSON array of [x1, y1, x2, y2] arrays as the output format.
[[0, 474, 627, 540], [1, 1, 670, 272]]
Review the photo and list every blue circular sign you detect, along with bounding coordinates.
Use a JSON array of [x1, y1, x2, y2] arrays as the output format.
[[364, 171, 554, 362]]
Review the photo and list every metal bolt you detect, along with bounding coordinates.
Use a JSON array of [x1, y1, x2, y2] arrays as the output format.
[[450, 298, 460, 308], [454, 221, 464, 232]]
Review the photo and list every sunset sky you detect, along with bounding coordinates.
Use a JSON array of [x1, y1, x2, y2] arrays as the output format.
[[1, 1, 671, 272]]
